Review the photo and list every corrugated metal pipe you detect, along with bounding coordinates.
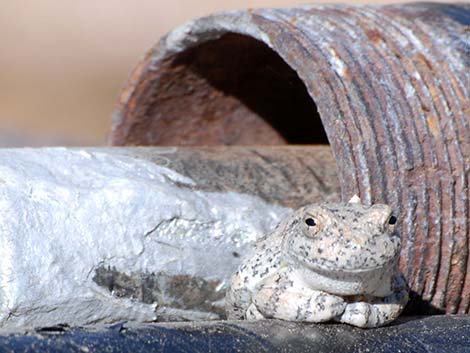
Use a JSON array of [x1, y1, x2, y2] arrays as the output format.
[[109, 3, 470, 314]]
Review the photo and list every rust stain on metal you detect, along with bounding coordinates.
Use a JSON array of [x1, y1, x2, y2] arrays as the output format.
[[365, 28, 384, 44], [426, 115, 440, 138], [109, 3, 470, 315]]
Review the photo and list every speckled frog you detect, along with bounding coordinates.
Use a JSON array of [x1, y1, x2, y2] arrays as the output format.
[[225, 196, 408, 328]]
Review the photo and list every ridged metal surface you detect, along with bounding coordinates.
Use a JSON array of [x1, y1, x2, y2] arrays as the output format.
[[109, 3, 470, 314]]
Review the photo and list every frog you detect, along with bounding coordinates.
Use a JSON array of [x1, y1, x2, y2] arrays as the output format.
[[225, 196, 408, 328]]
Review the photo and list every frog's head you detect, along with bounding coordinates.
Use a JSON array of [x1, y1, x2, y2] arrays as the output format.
[[281, 196, 401, 296]]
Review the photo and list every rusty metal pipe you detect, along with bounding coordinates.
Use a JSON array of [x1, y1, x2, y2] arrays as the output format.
[[109, 3, 470, 314]]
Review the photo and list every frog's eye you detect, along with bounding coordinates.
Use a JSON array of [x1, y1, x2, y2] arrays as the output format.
[[303, 216, 320, 237], [305, 218, 317, 227], [388, 215, 397, 225]]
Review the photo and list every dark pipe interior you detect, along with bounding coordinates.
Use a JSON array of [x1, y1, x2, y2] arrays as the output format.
[[124, 33, 329, 146], [172, 33, 329, 145]]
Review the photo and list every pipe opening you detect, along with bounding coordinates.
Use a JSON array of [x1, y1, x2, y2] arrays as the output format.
[[133, 33, 328, 146]]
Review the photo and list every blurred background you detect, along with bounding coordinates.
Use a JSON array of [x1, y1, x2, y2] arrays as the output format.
[[0, 0, 453, 147]]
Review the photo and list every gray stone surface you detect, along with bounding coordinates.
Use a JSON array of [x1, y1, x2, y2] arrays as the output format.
[[0, 146, 338, 328]]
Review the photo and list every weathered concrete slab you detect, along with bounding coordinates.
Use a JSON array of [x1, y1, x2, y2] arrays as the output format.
[[0, 146, 339, 328], [0, 316, 469, 352]]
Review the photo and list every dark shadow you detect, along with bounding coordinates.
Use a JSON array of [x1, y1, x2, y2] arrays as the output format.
[[402, 290, 446, 315], [172, 33, 329, 145]]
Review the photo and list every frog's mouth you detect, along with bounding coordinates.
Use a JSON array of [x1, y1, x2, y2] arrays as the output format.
[[307, 256, 398, 274], [293, 261, 398, 297]]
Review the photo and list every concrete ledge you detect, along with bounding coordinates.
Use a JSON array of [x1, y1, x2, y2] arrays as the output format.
[[0, 316, 469, 352], [0, 146, 338, 328]]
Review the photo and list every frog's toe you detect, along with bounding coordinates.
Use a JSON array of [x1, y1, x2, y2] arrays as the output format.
[[338, 302, 371, 328], [246, 303, 265, 320]]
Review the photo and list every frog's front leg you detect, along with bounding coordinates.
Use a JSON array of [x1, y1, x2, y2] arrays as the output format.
[[337, 274, 409, 328], [252, 270, 346, 322], [226, 276, 253, 320]]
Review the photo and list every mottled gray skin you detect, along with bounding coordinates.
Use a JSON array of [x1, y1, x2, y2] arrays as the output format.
[[226, 198, 409, 328]]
